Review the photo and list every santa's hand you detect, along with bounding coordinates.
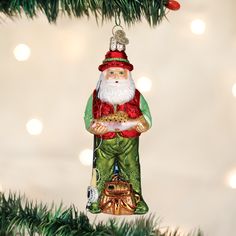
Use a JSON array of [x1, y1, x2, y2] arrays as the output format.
[[89, 121, 108, 135], [135, 116, 149, 133]]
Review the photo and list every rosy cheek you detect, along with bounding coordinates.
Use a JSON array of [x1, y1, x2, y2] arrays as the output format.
[[109, 74, 115, 79], [105, 74, 113, 80], [119, 75, 127, 79]]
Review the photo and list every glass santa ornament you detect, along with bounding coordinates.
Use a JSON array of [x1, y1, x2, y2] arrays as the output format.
[[84, 28, 152, 215]]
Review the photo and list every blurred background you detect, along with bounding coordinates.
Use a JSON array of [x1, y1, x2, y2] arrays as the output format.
[[0, 0, 236, 235]]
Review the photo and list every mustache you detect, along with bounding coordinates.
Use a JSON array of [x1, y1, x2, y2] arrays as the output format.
[[102, 79, 130, 85]]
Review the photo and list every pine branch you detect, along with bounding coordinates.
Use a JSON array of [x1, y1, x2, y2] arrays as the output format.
[[0, 0, 171, 26], [0, 192, 203, 236]]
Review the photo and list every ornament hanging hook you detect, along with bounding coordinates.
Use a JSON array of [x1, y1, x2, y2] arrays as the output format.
[[112, 24, 124, 36], [112, 12, 123, 35], [110, 11, 128, 52], [114, 11, 121, 27]]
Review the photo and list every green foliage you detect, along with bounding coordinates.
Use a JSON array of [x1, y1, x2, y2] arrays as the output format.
[[0, 192, 203, 236], [0, 0, 169, 26]]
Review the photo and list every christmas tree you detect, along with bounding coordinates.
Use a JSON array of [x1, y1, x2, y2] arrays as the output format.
[[0, 192, 203, 236], [0, 0, 180, 26], [0, 1, 198, 235]]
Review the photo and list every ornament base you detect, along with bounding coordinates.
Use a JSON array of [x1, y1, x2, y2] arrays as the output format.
[[96, 175, 148, 215]]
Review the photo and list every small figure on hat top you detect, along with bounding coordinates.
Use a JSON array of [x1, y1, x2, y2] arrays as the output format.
[[84, 29, 152, 215]]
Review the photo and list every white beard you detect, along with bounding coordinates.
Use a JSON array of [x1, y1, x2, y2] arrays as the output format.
[[96, 72, 136, 105]]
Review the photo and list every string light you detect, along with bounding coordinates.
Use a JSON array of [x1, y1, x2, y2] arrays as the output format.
[[136, 76, 152, 93], [79, 149, 93, 166], [13, 44, 31, 61], [26, 118, 43, 135], [191, 19, 206, 35]]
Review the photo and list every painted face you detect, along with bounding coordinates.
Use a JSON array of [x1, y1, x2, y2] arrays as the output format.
[[105, 67, 128, 80]]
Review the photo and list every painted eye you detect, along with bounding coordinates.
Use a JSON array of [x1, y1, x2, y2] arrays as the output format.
[[119, 71, 124, 75], [109, 71, 114, 75]]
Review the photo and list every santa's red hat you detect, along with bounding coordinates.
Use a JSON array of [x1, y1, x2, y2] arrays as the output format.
[[98, 50, 133, 71]]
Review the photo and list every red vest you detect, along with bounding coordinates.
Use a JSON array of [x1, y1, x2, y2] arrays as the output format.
[[93, 89, 142, 139]]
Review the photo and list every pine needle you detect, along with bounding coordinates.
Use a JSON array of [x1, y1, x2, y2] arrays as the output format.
[[0, 0, 171, 26], [0, 192, 203, 236]]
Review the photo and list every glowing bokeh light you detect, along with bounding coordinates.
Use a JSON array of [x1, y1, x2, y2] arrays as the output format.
[[26, 118, 43, 135], [136, 76, 152, 93], [226, 170, 236, 189], [191, 19, 206, 35], [79, 149, 93, 166], [13, 44, 31, 61], [228, 173, 236, 189], [232, 83, 236, 97]]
